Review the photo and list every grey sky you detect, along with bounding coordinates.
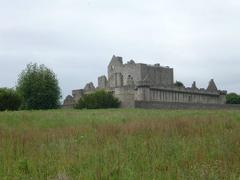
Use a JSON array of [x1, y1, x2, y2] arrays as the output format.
[[0, 0, 239, 98]]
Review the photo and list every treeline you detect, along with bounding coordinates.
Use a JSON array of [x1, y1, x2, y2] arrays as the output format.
[[1, 62, 239, 111], [0, 63, 61, 111], [0, 63, 120, 111], [0, 88, 22, 111], [226, 93, 240, 104]]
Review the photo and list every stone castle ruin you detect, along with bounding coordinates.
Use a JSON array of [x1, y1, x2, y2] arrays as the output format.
[[63, 55, 227, 109]]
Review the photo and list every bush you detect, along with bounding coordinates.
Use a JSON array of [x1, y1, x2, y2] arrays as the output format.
[[226, 93, 240, 104], [75, 90, 120, 109], [174, 81, 184, 87], [17, 63, 61, 110], [0, 88, 22, 111]]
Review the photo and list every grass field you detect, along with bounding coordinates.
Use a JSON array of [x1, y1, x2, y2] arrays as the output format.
[[0, 109, 240, 179]]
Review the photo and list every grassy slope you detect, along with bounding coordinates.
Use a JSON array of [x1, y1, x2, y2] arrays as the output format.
[[0, 109, 240, 179]]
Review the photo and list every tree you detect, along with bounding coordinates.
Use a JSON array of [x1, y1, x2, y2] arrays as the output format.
[[226, 93, 240, 104], [0, 88, 22, 111], [75, 90, 120, 109], [174, 81, 184, 87], [17, 63, 61, 110]]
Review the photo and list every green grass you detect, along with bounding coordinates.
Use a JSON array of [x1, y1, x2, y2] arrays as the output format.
[[0, 109, 240, 179]]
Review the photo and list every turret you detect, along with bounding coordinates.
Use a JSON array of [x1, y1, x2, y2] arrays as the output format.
[[191, 81, 197, 90], [108, 55, 123, 72], [135, 80, 151, 101], [84, 82, 95, 92], [98, 75, 108, 89], [207, 79, 218, 92]]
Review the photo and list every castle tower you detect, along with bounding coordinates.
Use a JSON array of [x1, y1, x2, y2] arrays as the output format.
[[98, 76, 108, 89], [191, 81, 197, 90], [135, 81, 151, 101]]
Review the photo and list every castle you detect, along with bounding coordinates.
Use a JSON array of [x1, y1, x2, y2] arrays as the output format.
[[63, 55, 227, 109]]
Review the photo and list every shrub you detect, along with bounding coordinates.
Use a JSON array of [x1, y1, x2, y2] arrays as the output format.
[[0, 88, 22, 111], [75, 90, 120, 109], [17, 63, 61, 110], [226, 93, 240, 104], [174, 81, 184, 87]]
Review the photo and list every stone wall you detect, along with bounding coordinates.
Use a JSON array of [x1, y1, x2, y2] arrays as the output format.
[[108, 55, 173, 88], [108, 57, 142, 88], [135, 101, 240, 110], [114, 86, 135, 108], [98, 76, 108, 89], [135, 85, 226, 105], [62, 95, 75, 108], [140, 64, 174, 86], [121, 64, 142, 86], [149, 88, 225, 104], [72, 89, 84, 103]]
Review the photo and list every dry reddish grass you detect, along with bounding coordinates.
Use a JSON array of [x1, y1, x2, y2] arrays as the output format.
[[0, 109, 240, 179]]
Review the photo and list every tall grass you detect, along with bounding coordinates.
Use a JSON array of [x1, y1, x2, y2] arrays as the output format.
[[0, 109, 240, 179]]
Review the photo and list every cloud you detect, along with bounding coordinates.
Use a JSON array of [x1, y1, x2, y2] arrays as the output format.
[[0, 0, 239, 98]]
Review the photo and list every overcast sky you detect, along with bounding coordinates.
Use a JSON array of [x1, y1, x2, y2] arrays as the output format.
[[0, 0, 239, 98]]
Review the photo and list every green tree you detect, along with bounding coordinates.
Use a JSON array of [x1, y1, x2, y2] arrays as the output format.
[[226, 93, 240, 104], [17, 63, 61, 110], [174, 81, 184, 87], [0, 88, 22, 111], [75, 90, 120, 109]]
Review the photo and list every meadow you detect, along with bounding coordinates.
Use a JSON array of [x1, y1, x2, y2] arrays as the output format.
[[0, 109, 240, 179]]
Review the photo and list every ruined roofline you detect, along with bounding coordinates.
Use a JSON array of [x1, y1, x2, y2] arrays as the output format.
[[136, 79, 227, 95], [110, 55, 173, 69], [126, 63, 173, 70]]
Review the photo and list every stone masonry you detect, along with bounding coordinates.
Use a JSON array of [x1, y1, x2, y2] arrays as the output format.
[[63, 55, 227, 108]]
